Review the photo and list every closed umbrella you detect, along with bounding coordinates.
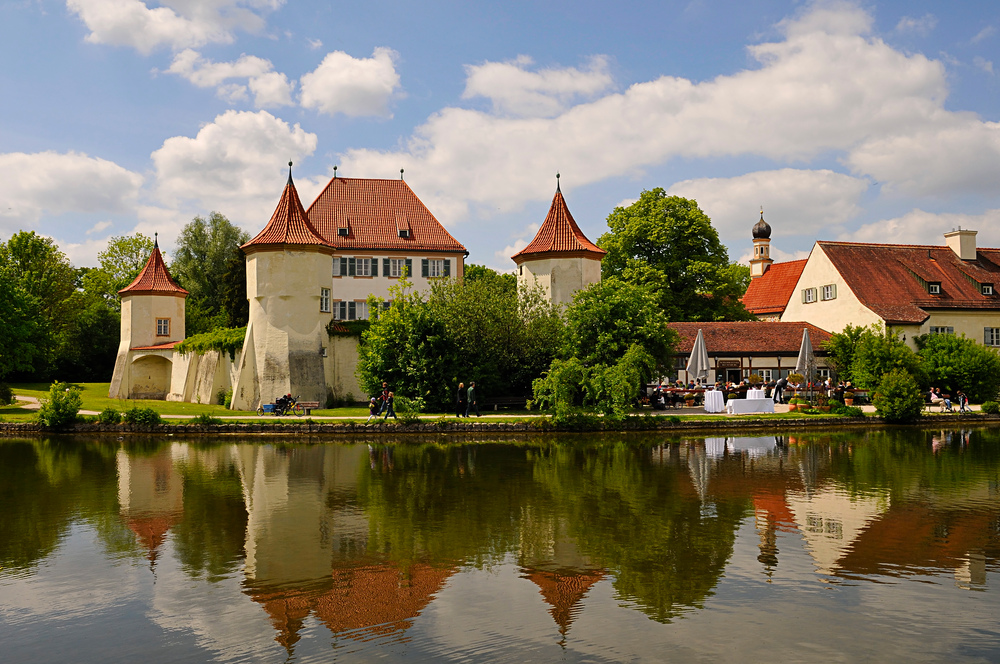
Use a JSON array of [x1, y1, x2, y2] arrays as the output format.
[[686, 329, 710, 385], [794, 327, 816, 397]]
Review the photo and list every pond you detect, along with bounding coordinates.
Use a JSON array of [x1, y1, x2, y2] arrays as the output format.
[[1, 428, 999, 662]]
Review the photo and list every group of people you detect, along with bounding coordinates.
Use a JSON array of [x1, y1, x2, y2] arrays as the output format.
[[366, 382, 397, 422], [929, 387, 970, 412], [455, 381, 480, 417]]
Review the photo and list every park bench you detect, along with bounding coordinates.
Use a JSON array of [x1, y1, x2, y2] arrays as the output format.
[[299, 401, 321, 415], [483, 396, 528, 411], [924, 394, 953, 413]]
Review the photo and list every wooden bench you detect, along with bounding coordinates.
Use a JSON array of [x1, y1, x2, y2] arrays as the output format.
[[299, 401, 321, 415], [483, 396, 528, 411]]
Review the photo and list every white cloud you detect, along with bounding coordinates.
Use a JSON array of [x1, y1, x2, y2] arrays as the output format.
[[307, 38, 322, 50], [973, 56, 994, 74], [86, 220, 113, 234], [66, 0, 283, 55], [150, 110, 317, 231], [737, 245, 810, 265], [462, 55, 614, 117], [299, 47, 401, 118], [165, 49, 294, 108], [340, 3, 1000, 224], [971, 26, 995, 44], [841, 208, 1000, 247], [0, 151, 143, 236], [895, 14, 937, 36], [668, 169, 869, 243]]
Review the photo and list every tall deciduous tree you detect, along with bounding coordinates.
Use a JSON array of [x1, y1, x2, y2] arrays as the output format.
[[81, 233, 155, 311], [914, 332, 1000, 403], [598, 190, 753, 322]]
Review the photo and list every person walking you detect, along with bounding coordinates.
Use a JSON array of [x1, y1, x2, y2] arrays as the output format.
[[456, 382, 466, 417], [383, 391, 397, 420], [377, 382, 390, 416], [366, 397, 379, 423], [466, 381, 480, 417], [957, 390, 970, 413]]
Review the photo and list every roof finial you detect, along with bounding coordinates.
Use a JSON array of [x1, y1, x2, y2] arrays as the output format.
[[556, 172, 561, 193], [287, 160, 293, 185], [333, 165, 337, 178], [400, 168, 404, 180], [154, 232, 158, 248]]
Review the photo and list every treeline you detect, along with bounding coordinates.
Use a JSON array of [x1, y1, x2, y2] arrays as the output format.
[[0, 213, 249, 385]]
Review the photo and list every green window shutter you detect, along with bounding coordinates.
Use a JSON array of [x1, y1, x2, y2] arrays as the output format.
[[404, 258, 412, 277], [421, 258, 429, 277], [348, 257, 356, 276], [801, 289, 807, 304], [830, 284, 837, 299], [340, 257, 347, 276], [383, 258, 390, 276], [444, 259, 451, 277], [348, 301, 356, 320], [338, 302, 347, 320], [371, 259, 378, 277]]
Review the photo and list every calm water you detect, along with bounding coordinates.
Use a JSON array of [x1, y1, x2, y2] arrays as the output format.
[[1, 429, 999, 663]]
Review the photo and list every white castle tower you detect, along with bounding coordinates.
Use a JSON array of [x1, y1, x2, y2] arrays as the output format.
[[511, 175, 606, 306], [109, 236, 188, 399], [230, 163, 336, 410], [749, 210, 773, 279]]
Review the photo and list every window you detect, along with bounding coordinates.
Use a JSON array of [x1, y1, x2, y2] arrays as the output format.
[[983, 284, 994, 295], [821, 284, 837, 301], [334, 301, 346, 320], [817, 368, 831, 379], [759, 369, 773, 382], [421, 258, 451, 278], [332, 257, 341, 277], [389, 258, 404, 277], [398, 229, 409, 238], [519, 265, 523, 276], [429, 259, 444, 278], [156, 318, 170, 336], [356, 258, 372, 277], [355, 300, 369, 320], [802, 287, 817, 304], [337, 227, 349, 237], [986, 328, 1000, 346], [320, 288, 330, 313], [928, 282, 941, 294], [929, 326, 954, 335]]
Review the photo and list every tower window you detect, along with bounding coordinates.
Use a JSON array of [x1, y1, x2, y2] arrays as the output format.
[[156, 318, 170, 336], [320, 288, 331, 313]]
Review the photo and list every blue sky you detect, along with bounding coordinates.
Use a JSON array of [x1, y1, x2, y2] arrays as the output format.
[[1, 0, 998, 271]]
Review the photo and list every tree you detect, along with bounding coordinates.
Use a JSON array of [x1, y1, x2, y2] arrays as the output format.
[[848, 325, 924, 392], [463, 263, 517, 293], [218, 246, 249, 328], [872, 368, 923, 423], [598, 190, 753, 322], [823, 324, 866, 383], [0, 265, 44, 380], [81, 233, 155, 311], [914, 333, 1000, 403], [170, 213, 250, 335]]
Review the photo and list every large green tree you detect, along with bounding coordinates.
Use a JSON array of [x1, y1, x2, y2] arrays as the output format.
[[845, 325, 924, 392], [598, 190, 752, 322], [170, 213, 249, 335], [914, 332, 1000, 403], [81, 233, 155, 311]]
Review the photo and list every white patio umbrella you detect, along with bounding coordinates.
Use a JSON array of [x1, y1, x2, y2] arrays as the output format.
[[686, 329, 710, 385], [794, 327, 816, 395]]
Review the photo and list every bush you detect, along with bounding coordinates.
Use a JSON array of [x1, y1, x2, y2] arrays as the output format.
[[873, 368, 924, 423], [98, 407, 122, 425], [37, 382, 83, 428], [394, 395, 424, 425], [981, 401, 1000, 415], [0, 383, 13, 406], [192, 413, 223, 425], [831, 404, 864, 418], [123, 407, 162, 426]]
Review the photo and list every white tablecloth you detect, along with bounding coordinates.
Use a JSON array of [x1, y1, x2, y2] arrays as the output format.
[[747, 389, 766, 399], [704, 391, 725, 413], [726, 398, 776, 414]]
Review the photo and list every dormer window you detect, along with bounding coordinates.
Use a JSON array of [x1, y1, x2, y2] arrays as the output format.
[[398, 229, 410, 238], [338, 227, 349, 237], [928, 282, 941, 295], [983, 284, 994, 295]]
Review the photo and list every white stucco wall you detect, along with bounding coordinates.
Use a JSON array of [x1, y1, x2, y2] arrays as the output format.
[[330, 250, 466, 310], [110, 293, 187, 399], [780, 245, 882, 333], [516, 255, 602, 307]]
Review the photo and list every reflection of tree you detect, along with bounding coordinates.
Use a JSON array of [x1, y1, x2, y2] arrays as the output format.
[[529, 442, 749, 623]]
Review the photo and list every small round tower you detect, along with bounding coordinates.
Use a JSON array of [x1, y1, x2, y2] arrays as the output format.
[[750, 209, 774, 279]]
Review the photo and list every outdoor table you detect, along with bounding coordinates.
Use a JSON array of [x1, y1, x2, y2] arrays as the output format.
[[704, 391, 725, 413], [747, 389, 766, 399], [726, 398, 775, 414]]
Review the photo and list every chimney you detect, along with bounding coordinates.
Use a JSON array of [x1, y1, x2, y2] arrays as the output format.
[[944, 228, 977, 261]]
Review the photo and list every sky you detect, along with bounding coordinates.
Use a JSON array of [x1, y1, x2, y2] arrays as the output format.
[[1, 0, 999, 271]]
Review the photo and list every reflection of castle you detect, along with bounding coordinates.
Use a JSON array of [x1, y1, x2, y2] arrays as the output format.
[[117, 444, 187, 566]]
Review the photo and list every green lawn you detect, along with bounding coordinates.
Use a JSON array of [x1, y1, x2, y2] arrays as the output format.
[[9, 382, 256, 417]]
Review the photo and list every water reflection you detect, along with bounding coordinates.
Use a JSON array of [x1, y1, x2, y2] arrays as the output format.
[[1, 429, 999, 661]]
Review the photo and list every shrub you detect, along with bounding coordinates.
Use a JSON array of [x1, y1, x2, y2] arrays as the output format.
[[981, 401, 1000, 415], [873, 368, 923, 423], [787, 373, 804, 384], [192, 413, 222, 425], [98, 407, 122, 425], [394, 395, 424, 425], [123, 407, 162, 426], [0, 383, 14, 406], [36, 382, 82, 428], [831, 404, 864, 418]]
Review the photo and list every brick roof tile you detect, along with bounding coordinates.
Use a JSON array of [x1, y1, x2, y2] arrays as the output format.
[[512, 189, 605, 262], [244, 175, 332, 251], [669, 321, 832, 355], [741, 259, 806, 315], [119, 245, 188, 297], [306, 177, 466, 253]]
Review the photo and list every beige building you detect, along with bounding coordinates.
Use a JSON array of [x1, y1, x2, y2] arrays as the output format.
[[744, 222, 1000, 349], [512, 177, 605, 306]]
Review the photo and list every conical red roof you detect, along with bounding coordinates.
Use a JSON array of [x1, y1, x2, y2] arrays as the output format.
[[243, 172, 332, 253], [512, 185, 606, 263], [119, 244, 188, 297]]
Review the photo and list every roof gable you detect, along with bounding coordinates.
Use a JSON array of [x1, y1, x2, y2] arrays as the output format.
[[669, 321, 832, 355], [512, 188, 605, 262], [306, 177, 466, 253], [244, 173, 331, 252], [119, 243, 188, 297], [742, 259, 806, 315]]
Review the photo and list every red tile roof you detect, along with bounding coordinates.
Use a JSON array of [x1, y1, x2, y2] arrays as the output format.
[[306, 177, 466, 253], [819, 242, 1000, 324], [525, 568, 605, 636], [512, 188, 606, 262], [131, 341, 180, 351], [119, 245, 188, 297], [244, 175, 332, 252], [741, 259, 806, 316], [669, 321, 831, 355]]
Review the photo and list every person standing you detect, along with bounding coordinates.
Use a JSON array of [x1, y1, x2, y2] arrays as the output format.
[[774, 376, 788, 404], [378, 382, 390, 415], [466, 381, 480, 417], [456, 382, 466, 417], [383, 391, 397, 420]]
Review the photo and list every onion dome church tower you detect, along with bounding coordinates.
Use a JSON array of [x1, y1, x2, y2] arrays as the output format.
[[511, 175, 606, 306], [750, 209, 773, 279], [109, 235, 189, 399], [230, 163, 336, 411]]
